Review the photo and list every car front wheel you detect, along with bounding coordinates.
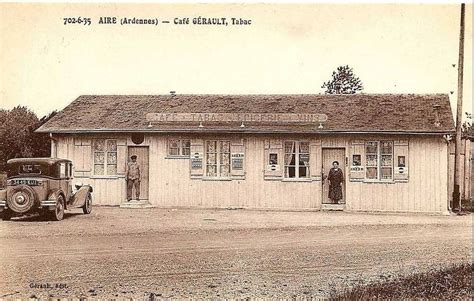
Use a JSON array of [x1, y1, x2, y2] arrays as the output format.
[[50, 195, 65, 221], [82, 192, 92, 214]]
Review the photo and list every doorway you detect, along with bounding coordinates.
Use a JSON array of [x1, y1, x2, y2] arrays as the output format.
[[322, 148, 346, 204], [127, 146, 149, 200]]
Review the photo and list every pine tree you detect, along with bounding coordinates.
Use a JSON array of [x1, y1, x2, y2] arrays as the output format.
[[321, 65, 363, 94]]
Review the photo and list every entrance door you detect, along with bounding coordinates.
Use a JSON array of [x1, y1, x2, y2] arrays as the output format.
[[127, 146, 149, 200], [322, 148, 346, 204]]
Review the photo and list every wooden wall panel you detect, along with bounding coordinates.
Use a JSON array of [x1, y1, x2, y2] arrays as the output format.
[[345, 136, 449, 214], [148, 135, 320, 209], [54, 134, 452, 213]]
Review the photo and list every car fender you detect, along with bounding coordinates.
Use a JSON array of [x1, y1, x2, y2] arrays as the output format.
[[0, 189, 6, 211], [70, 185, 92, 208], [47, 189, 66, 209]]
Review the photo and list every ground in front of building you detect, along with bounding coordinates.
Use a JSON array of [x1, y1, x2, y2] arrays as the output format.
[[0, 208, 471, 299]]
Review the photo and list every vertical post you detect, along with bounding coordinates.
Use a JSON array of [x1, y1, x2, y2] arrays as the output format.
[[453, 3, 465, 212], [50, 133, 56, 158]]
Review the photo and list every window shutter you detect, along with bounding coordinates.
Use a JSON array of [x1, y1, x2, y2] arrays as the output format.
[[309, 139, 322, 181], [230, 137, 245, 179], [393, 139, 409, 182], [73, 138, 92, 177], [349, 140, 365, 181], [116, 139, 127, 175], [264, 139, 283, 179], [190, 138, 204, 178]]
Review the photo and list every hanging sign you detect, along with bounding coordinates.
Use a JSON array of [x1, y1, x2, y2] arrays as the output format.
[[350, 166, 364, 172], [231, 153, 244, 170], [191, 152, 203, 170], [266, 164, 280, 172]]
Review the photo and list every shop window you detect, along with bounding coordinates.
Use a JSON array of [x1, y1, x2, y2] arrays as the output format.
[[93, 139, 117, 175], [168, 139, 191, 157], [365, 141, 393, 181], [284, 141, 310, 179], [206, 140, 230, 178]]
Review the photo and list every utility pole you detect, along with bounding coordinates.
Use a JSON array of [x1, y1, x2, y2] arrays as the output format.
[[453, 3, 465, 213]]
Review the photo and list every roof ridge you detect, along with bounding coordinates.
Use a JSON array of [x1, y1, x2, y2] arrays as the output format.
[[77, 93, 449, 97]]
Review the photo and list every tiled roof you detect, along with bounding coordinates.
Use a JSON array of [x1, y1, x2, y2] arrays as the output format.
[[36, 94, 454, 134]]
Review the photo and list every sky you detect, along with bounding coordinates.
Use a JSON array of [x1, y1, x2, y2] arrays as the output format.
[[0, 3, 472, 121]]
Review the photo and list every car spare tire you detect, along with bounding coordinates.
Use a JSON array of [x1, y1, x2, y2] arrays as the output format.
[[7, 185, 37, 214]]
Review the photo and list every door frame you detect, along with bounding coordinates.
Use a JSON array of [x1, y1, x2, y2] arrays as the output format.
[[321, 147, 347, 205], [126, 146, 150, 200]]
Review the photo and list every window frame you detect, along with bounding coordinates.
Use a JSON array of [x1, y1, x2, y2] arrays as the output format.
[[205, 139, 231, 179], [93, 139, 118, 176], [364, 140, 394, 182], [166, 138, 191, 158], [59, 163, 67, 179], [283, 140, 310, 179]]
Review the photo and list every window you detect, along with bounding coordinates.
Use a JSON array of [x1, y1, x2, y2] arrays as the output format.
[[59, 163, 66, 178], [168, 139, 191, 157], [206, 140, 230, 177], [93, 139, 117, 175], [18, 164, 42, 175], [284, 141, 310, 178], [67, 163, 72, 178], [365, 141, 393, 181]]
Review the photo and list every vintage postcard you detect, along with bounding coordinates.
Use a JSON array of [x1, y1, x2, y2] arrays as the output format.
[[0, 2, 472, 299]]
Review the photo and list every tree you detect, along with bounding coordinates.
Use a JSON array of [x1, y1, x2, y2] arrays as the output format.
[[0, 106, 56, 172], [462, 112, 472, 140], [321, 65, 364, 94], [31, 110, 57, 157]]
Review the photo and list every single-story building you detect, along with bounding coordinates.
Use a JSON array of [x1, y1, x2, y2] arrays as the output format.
[[36, 94, 457, 214]]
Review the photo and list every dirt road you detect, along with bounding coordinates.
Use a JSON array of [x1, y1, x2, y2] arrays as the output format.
[[0, 208, 471, 298]]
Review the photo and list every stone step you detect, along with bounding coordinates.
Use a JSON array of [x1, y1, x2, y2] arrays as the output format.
[[321, 203, 345, 211], [119, 200, 153, 209]]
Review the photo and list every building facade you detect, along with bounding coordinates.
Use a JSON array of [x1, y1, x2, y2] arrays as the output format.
[[37, 94, 456, 214]]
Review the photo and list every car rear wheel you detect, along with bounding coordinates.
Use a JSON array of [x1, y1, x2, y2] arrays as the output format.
[[82, 192, 92, 214], [49, 195, 65, 221]]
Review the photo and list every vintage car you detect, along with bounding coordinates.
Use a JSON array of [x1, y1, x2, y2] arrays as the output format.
[[0, 158, 93, 221]]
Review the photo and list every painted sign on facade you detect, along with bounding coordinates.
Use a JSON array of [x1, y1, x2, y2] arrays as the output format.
[[231, 153, 244, 170], [146, 113, 328, 123]]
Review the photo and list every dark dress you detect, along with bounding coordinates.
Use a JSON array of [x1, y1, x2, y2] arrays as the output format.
[[328, 167, 343, 203]]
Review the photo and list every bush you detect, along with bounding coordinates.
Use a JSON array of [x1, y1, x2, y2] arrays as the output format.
[[330, 263, 472, 300], [0, 173, 6, 189]]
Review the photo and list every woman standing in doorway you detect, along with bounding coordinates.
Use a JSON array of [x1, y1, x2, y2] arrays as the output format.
[[328, 161, 344, 204]]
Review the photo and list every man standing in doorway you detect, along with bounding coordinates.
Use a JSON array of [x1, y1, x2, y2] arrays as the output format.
[[126, 155, 141, 201]]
